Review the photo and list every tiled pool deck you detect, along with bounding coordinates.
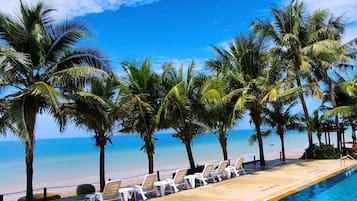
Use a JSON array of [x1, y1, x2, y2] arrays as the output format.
[[152, 159, 356, 201]]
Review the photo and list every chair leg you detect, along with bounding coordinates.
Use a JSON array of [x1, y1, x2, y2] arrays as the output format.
[[231, 170, 239, 177], [133, 186, 147, 201], [225, 169, 231, 179], [94, 193, 103, 201], [169, 180, 179, 193], [210, 172, 217, 183], [201, 177, 208, 185], [140, 192, 148, 201], [173, 185, 179, 193], [195, 174, 203, 186], [154, 188, 160, 197]]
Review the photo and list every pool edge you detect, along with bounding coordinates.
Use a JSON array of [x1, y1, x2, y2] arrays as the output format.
[[256, 160, 356, 201]]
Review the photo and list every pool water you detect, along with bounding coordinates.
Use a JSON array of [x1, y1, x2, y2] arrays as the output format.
[[281, 167, 357, 201]]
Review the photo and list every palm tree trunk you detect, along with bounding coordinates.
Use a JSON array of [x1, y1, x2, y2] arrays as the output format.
[[145, 140, 155, 173], [147, 152, 154, 174], [328, 81, 342, 150], [99, 144, 105, 192], [250, 109, 265, 167], [317, 132, 322, 146], [327, 80, 337, 108], [25, 100, 38, 201], [296, 78, 313, 146], [184, 141, 196, 170], [280, 136, 286, 161], [277, 128, 286, 161], [25, 139, 34, 201], [218, 126, 228, 160], [327, 80, 338, 124]]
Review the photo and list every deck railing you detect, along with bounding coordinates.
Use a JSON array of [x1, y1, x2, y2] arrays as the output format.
[[341, 154, 356, 167]]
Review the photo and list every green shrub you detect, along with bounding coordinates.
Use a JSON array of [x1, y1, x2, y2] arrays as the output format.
[[301, 144, 340, 159], [76, 184, 95, 195]]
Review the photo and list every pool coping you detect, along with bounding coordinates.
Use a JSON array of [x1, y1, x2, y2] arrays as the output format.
[[256, 160, 357, 201]]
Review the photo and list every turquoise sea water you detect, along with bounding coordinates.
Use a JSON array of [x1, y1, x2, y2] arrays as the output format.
[[0, 129, 345, 195]]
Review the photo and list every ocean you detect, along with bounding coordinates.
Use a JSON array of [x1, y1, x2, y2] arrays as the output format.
[[0, 129, 345, 197]]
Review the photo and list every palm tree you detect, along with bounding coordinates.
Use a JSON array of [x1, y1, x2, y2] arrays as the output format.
[[262, 101, 303, 161], [210, 33, 269, 166], [205, 59, 243, 160], [62, 74, 119, 191], [157, 62, 212, 170], [252, 0, 345, 147], [0, 2, 110, 200], [119, 58, 162, 173], [308, 13, 352, 113], [307, 11, 353, 151]]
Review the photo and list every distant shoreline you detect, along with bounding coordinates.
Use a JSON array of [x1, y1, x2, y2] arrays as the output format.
[[0, 128, 276, 142], [0, 129, 348, 201], [2, 152, 303, 201]]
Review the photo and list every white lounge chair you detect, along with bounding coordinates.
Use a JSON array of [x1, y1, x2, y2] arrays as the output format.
[[167, 168, 188, 193], [227, 157, 246, 177], [134, 173, 160, 200], [84, 180, 122, 201], [212, 160, 229, 181], [194, 164, 215, 186]]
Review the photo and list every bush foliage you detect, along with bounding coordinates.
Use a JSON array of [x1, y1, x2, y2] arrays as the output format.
[[76, 184, 95, 195], [301, 144, 341, 159]]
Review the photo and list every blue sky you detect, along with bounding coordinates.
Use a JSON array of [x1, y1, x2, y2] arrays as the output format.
[[0, 0, 356, 139], [78, 0, 280, 63]]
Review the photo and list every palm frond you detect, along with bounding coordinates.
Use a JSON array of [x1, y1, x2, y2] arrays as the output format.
[[0, 99, 17, 135], [50, 67, 108, 88], [341, 81, 357, 97], [326, 105, 357, 118], [46, 22, 90, 64], [0, 46, 31, 85], [8, 94, 35, 140], [28, 81, 62, 112], [248, 130, 272, 145], [46, 49, 111, 74]]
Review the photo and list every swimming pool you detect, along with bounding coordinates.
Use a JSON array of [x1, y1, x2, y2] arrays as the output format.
[[281, 167, 357, 201]]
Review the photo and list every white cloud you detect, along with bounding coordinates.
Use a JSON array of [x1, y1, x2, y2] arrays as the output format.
[[151, 57, 207, 75], [303, 0, 357, 20], [302, 0, 357, 43], [0, 0, 159, 21], [275, 0, 356, 43]]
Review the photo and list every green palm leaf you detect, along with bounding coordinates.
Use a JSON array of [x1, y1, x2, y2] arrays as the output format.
[[50, 67, 108, 87], [327, 106, 357, 118], [29, 81, 62, 111]]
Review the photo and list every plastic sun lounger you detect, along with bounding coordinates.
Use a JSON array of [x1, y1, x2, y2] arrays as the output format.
[[167, 168, 189, 193], [84, 180, 122, 201], [227, 157, 246, 177], [194, 164, 215, 186], [212, 160, 229, 181], [134, 173, 160, 200]]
